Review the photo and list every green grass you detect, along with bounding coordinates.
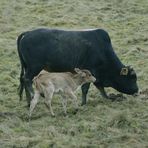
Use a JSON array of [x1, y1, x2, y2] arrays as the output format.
[[0, 0, 148, 147]]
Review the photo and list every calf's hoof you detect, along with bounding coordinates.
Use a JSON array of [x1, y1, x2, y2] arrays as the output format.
[[63, 112, 68, 117]]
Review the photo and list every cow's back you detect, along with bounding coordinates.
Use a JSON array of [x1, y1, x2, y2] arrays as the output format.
[[20, 28, 107, 72]]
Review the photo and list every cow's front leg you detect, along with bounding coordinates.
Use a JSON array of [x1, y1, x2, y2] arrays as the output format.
[[81, 83, 90, 105], [93, 83, 109, 99], [98, 86, 108, 99]]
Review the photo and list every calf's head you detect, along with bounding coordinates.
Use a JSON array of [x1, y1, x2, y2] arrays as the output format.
[[112, 66, 138, 95], [74, 68, 96, 84]]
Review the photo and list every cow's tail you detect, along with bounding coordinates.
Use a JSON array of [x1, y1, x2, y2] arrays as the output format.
[[17, 32, 26, 101]]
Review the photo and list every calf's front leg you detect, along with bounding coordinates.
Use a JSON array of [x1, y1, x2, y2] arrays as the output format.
[[61, 94, 68, 116], [66, 90, 79, 113]]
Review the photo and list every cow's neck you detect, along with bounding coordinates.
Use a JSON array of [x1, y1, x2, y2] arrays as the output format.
[[107, 46, 124, 74]]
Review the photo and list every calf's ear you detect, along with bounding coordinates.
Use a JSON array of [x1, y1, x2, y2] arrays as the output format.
[[81, 72, 86, 77], [74, 68, 81, 73]]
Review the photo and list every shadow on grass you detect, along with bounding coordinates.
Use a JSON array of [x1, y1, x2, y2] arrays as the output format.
[[0, 111, 50, 122]]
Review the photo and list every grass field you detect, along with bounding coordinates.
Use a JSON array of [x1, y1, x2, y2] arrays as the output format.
[[0, 0, 148, 147]]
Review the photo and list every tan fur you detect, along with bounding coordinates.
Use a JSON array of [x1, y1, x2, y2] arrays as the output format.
[[29, 69, 96, 118]]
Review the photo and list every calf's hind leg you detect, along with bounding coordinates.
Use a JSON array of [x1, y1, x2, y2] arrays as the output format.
[[61, 94, 68, 115], [29, 91, 40, 119], [44, 85, 55, 116]]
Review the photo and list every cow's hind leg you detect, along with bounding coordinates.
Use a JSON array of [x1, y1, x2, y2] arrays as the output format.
[[81, 83, 90, 106], [24, 77, 34, 107], [24, 68, 42, 107]]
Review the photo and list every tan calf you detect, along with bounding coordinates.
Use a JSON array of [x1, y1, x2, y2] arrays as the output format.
[[29, 68, 96, 118]]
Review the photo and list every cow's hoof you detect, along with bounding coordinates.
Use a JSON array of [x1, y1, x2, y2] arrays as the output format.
[[73, 109, 78, 115], [51, 114, 55, 117], [81, 102, 86, 106], [27, 103, 30, 108]]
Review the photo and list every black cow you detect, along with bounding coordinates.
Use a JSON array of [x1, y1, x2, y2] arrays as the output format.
[[17, 28, 138, 106]]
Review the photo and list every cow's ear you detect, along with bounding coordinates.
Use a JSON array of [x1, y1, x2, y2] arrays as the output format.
[[74, 68, 81, 74], [130, 70, 136, 75], [129, 66, 136, 76], [120, 68, 128, 75]]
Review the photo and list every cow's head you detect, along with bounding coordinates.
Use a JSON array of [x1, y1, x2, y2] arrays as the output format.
[[111, 66, 138, 95]]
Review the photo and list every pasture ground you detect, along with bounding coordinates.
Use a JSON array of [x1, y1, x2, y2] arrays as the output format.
[[0, 0, 148, 147]]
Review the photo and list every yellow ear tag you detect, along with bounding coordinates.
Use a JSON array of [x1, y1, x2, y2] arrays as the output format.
[[120, 68, 128, 75]]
